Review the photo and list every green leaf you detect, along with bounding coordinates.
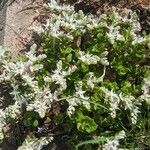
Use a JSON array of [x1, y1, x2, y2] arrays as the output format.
[[33, 120, 39, 127], [121, 81, 132, 94], [61, 47, 72, 55], [76, 136, 107, 150], [77, 116, 97, 133], [81, 63, 89, 72], [66, 53, 72, 62], [23, 111, 39, 128], [75, 110, 84, 122], [66, 47, 73, 53], [54, 113, 64, 125], [117, 65, 128, 75]]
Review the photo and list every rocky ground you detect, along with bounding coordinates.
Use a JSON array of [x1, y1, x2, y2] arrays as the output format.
[[0, 0, 43, 52], [0, 0, 7, 46]]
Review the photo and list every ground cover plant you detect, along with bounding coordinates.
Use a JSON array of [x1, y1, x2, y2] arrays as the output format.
[[0, 0, 150, 149]]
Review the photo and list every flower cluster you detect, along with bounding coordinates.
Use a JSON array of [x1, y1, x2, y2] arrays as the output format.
[[120, 94, 141, 124], [140, 76, 150, 104], [67, 81, 90, 116], [103, 130, 126, 150], [0, 102, 21, 140], [100, 87, 120, 118], [17, 136, 53, 150], [78, 51, 109, 66]]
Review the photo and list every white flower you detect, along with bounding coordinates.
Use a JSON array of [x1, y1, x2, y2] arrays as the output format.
[[119, 94, 135, 110], [22, 73, 38, 89], [100, 87, 120, 118], [78, 51, 100, 65], [67, 97, 78, 116], [0, 102, 21, 128], [107, 25, 125, 44], [103, 130, 126, 150], [75, 82, 89, 100], [67, 82, 90, 115], [140, 76, 150, 105], [17, 136, 53, 150], [3, 61, 15, 73], [44, 76, 52, 83], [27, 86, 58, 118], [87, 72, 96, 89], [141, 76, 150, 95], [30, 64, 43, 72], [27, 101, 49, 118], [120, 94, 141, 124], [78, 51, 109, 66], [1, 60, 27, 79], [0, 46, 47, 84], [76, 90, 90, 110], [29, 23, 44, 35], [36, 54, 47, 61], [132, 21, 141, 32], [132, 36, 146, 45], [46, 19, 65, 38], [140, 94, 150, 105], [26, 52, 37, 63], [46, 0, 74, 13], [66, 65, 77, 75], [0, 109, 6, 126], [75, 89, 85, 97], [87, 16, 99, 29], [51, 61, 66, 90], [115, 130, 126, 140], [0, 127, 4, 140], [10, 82, 20, 101], [4, 102, 21, 119], [25, 44, 46, 64], [103, 139, 119, 150], [87, 68, 106, 89], [0, 46, 6, 59], [100, 52, 109, 66], [131, 106, 140, 124], [51, 61, 77, 91], [14, 61, 27, 75], [51, 70, 67, 91]]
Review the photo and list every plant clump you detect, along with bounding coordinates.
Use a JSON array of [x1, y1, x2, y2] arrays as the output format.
[[0, 0, 150, 149]]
